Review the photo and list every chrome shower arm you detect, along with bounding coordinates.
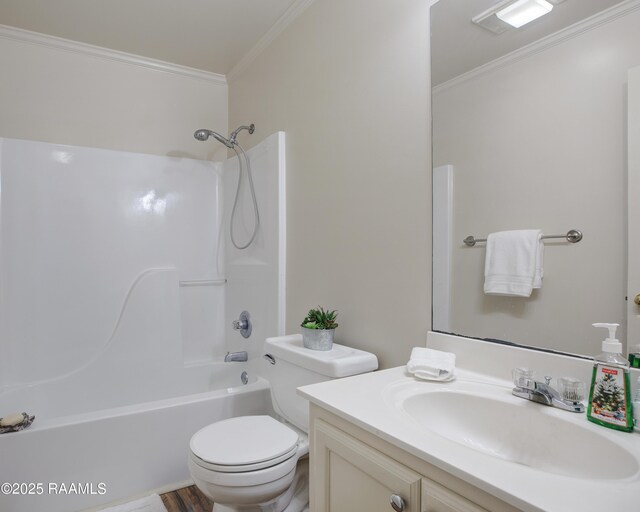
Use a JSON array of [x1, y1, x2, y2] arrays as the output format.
[[229, 124, 255, 145]]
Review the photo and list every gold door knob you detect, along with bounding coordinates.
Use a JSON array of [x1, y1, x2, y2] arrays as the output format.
[[635, 294, 640, 306]]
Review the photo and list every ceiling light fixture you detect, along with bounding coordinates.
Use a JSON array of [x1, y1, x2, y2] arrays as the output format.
[[472, 0, 564, 34], [496, 0, 554, 28]]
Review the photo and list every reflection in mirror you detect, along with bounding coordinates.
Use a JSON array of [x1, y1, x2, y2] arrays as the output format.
[[431, 0, 639, 356]]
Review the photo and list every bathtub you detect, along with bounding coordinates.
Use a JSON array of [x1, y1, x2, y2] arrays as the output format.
[[0, 363, 271, 512]]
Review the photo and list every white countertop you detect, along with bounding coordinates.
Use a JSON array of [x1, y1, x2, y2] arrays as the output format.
[[298, 364, 640, 512]]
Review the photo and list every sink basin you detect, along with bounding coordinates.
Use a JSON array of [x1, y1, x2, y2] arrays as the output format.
[[389, 383, 638, 479]]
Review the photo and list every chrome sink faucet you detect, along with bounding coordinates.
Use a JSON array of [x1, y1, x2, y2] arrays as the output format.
[[512, 369, 584, 413], [225, 351, 248, 362]]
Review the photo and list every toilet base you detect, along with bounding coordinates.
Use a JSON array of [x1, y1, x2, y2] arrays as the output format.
[[209, 458, 308, 512]]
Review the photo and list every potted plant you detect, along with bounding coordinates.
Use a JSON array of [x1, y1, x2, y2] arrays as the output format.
[[301, 306, 338, 351]]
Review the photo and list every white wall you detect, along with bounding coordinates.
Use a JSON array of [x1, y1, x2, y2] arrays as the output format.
[[0, 29, 228, 159], [229, 0, 432, 368], [433, 10, 640, 355]]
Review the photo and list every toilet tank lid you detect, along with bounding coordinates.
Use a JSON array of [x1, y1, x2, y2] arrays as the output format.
[[264, 334, 378, 378]]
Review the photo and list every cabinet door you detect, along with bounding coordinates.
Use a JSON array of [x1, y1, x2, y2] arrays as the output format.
[[312, 419, 421, 512], [421, 478, 488, 512]]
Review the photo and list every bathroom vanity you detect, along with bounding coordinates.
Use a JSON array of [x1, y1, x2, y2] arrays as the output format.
[[307, 401, 516, 512], [298, 332, 640, 512]]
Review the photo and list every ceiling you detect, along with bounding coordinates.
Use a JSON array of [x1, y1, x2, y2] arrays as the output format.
[[432, 0, 626, 86], [0, 0, 628, 82], [0, 0, 300, 75]]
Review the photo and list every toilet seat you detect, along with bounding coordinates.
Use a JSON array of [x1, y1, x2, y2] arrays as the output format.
[[191, 444, 299, 472], [190, 415, 301, 477], [189, 449, 300, 487]]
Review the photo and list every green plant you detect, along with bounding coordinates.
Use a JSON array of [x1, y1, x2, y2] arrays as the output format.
[[301, 306, 338, 330]]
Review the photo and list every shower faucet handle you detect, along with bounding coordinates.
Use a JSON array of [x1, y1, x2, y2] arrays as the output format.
[[232, 311, 252, 338], [232, 319, 248, 330]]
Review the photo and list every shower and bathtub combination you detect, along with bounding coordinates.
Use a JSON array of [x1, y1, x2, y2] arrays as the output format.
[[0, 129, 286, 511]]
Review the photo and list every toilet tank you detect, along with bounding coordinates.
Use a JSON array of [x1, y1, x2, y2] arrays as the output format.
[[263, 334, 378, 432]]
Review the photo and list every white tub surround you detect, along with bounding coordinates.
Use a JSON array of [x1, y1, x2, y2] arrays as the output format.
[[223, 131, 287, 365], [0, 137, 225, 390], [299, 332, 640, 512], [0, 133, 285, 395], [0, 133, 286, 511]]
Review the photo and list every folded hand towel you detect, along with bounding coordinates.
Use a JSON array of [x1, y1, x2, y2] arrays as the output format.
[[406, 347, 456, 381], [484, 229, 543, 298]]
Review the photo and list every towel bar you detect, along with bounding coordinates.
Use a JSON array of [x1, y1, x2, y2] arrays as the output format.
[[463, 229, 582, 247]]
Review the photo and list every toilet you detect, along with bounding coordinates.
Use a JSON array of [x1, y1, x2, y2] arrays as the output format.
[[188, 334, 378, 512]]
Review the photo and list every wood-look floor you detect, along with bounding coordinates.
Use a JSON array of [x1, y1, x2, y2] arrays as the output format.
[[160, 485, 213, 512]]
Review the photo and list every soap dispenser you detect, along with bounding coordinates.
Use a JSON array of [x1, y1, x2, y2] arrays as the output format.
[[587, 323, 634, 432]]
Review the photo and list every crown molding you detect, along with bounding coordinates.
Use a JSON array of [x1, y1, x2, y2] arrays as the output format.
[[227, 0, 316, 82], [433, 0, 640, 95], [0, 24, 227, 86]]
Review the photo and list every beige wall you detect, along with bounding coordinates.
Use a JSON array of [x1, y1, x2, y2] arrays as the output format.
[[229, 0, 432, 368], [0, 34, 228, 159], [433, 10, 640, 355]]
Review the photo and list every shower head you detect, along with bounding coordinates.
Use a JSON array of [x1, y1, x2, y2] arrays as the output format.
[[193, 129, 234, 148], [194, 124, 255, 148]]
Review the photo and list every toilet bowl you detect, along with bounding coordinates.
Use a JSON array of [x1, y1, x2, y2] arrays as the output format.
[[188, 334, 378, 512], [189, 415, 308, 512]]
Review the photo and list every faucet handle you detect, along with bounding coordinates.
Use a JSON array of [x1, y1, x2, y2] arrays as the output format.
[[232, 311, 252, 338], [512, 367, 535, 388], [558, 377, 586, 401], [515, 377, 536, 390], [232, 319, 247, 330], [544, 376, 552, 386]]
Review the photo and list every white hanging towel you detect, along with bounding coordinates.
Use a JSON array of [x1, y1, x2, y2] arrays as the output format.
[[484, 229, 544, 297]]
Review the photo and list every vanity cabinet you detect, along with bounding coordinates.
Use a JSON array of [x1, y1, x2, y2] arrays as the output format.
[[313, 417, 421, 512], [309, 405, 517, 512]]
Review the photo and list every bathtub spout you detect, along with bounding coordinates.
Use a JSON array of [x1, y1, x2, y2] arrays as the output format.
[[224, 351, 248, 362]]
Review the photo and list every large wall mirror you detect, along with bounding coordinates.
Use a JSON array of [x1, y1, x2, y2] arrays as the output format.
[[431, 0, 640, 357]]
